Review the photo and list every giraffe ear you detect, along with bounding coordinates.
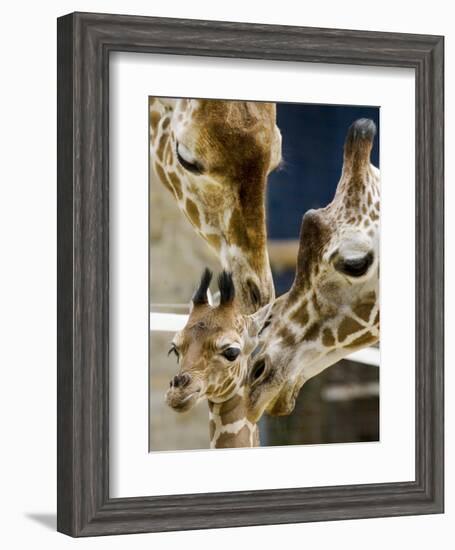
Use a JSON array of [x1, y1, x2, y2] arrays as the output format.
[[248, 303, 273, 337]]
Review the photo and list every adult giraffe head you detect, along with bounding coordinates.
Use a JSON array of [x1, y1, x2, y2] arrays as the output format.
[[165, 269, 270, 447], [150, 97, 282, 313], [247, 118, 380, 422]]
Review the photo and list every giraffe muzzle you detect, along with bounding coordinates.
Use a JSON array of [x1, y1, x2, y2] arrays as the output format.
[[165, 373, 202, 412]]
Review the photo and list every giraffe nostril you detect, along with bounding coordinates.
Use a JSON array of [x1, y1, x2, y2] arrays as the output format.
[[247, 279, 262, 308], [180, 373, 191, 388], [171, 373, 191, 389]]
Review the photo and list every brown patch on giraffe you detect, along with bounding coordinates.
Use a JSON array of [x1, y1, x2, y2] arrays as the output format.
[[154, 162, 174, 194], [367, 192, 372, 205], [165, 143, 173, 165], [362, 205, 367, 215], [216, 425, 250, 448], [364, 218, 370, 227], [156, 133, 167, 160], [168, 171, 183, 200], [303, 321, 321, 342], [209, 420, 216, 440], [337, 316, 365, 342], [352, 300, 375, 323], [368, 229, 375, 237], [370, 211, 379, 221], [206, 233, 221, 252], [344, 331, 377, 349], [219, 393, 244, 425], [374, 200, 380, 211], [278, 326, 296, 347], [290, 301, 309, 326], [150, 110, 160, 132], [364, 291, 376, 302], [185, 198, 201, 229], [322, 328, 336, 347], [374, 311, 380, 325]]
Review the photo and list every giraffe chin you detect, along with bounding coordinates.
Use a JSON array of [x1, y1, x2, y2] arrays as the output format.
[[165, 388, 202, 413]]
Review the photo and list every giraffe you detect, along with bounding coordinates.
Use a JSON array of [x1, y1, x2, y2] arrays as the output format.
[[247, 118, 380, 422], [149, 97, 282, 313], [165, 269, 271, 448]]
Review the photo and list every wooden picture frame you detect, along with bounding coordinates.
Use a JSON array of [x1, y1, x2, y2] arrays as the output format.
[[57, 12, 444, 536]]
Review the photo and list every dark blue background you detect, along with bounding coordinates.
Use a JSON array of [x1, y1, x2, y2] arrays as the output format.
[[267, 103, 380, 240]]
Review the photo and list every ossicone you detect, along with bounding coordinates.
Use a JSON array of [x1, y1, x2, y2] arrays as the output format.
[[192, 268, 213, 306], [218, 271, 235, 306], [343, 118, 377, 173]]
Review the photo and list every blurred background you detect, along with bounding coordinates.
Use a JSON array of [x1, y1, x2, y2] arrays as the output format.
[[149, 101, 380, 451]]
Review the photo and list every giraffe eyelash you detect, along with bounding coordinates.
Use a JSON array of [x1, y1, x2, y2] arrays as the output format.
[[176, 142, 204, 174], [168, 343, 180, 362]]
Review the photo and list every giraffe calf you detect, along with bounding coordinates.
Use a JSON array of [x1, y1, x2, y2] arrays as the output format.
[[165, 269, 270, 448]]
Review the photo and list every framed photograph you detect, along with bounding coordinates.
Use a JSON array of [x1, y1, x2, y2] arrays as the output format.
[[57, 12, 444, 536]]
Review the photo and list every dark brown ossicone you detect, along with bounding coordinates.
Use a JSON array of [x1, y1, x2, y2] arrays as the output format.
[[344, 118, 376, 174], [218, 270, 235, 306], [192, 268, 213, 305]]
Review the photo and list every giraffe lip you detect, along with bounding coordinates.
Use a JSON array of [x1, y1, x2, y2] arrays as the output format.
[[180, 390, 201, 404], [167, 388, 202, 412]]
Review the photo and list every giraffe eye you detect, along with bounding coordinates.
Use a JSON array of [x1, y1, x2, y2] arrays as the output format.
[[176, 142, 203, 174], [335, 252, 374, 278], [222, 347, 241, 362]]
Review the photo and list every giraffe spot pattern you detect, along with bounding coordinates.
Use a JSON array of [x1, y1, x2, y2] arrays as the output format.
[[344, 331, 377, 349], [352, 300, 375, 322], [278, 326, 297, 347], [157, 133, 167, 160], [185, 198, 201, 229], [150, 110, 160, 131], [303, 321, 321, 342], [168, 171, 183, 200], [290, 301, 309, 326], [337, 316, 365, 342], [219, 394, 245, 425], [216, 425, 251, 448], [322, 327, 336, 347], [154, 162, 174, 195]]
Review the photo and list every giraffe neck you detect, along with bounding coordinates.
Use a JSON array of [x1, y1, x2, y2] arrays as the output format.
[[208, 387, 259, 449]]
